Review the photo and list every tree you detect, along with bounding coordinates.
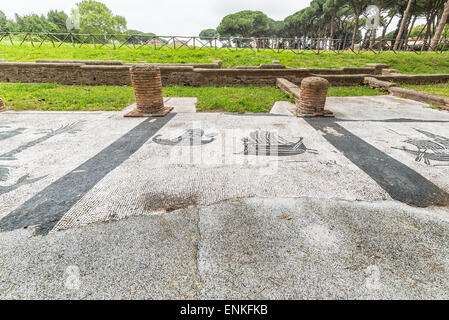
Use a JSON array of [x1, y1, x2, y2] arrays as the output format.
[[13, 13, 59, 33], [348, 0, 368, 50], [283, 6, 321, 38], [429, 0, 449, 51], [199, 29, 219, 38], [199, 29, 219, 46], [283, 9, 308, 37], [269, 20, 284, 37], [47, 10, 69, 33], [324, 0, 341, 43], [125, 29, 157, 45], [0, 10, 7, 31], [217, 11, 271, 38], [73, 0, 127, 34], [379, 9, 395, 47], [393, 0, 413, 50]]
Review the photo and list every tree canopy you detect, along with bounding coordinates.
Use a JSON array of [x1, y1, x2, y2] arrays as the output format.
[[215, 1, 448, 50], [217, 11, 274, 38], [199, 29, 219, 39], [74, 0, 127, 34], [0, 0, 133, 35], [0, 10, 8, 31], [1, 0, 449, 50]]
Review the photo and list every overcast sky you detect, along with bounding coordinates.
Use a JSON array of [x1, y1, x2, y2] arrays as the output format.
[[2, 0, 312, 35]]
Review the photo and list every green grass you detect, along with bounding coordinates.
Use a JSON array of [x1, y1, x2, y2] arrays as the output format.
[[327, 86, 386, 97], [402, 82, 449, 97], [0, 83, 384, 112], [163, 86, 293, 113], [0, 83, 134, 111], [1, 43, 449, 74]]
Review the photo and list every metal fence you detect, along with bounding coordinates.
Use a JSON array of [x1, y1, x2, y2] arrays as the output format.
[[1, 32, 449, 54]]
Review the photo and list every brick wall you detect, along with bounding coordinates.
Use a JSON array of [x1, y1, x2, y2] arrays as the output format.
[[0, 60, 448, 87], [0, 60, 381, 87]]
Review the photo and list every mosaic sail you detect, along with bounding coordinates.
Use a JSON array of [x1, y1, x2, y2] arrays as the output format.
[[241, 130, 316, 156]]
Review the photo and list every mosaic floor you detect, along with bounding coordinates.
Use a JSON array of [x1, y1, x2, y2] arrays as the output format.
[[1, 96, 449, 299]]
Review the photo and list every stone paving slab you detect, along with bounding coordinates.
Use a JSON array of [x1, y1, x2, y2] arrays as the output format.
[[1, 95, 449, 299], [270, 101, 295, 116], [1, 197, 449, 299], [0, 208, 202, 299], [325, 96, 447, 121], [197, 197, 449, 299], [164, 97, 197, 113]]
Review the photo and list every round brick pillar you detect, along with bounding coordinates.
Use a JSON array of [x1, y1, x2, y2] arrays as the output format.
[[0, 97, 5, 111], [125, 64, 173, 117], [297, 77, 332, 117]]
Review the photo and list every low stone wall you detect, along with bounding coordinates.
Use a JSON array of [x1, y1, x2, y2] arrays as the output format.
[[35, 59, 223, 69], [276, 78, 300, 100], [0, 62, 195, 86], [389, 87, 449, 107], [363, 77, 397, 89], [36, 59, 124, 65], [364, 76, 449, 109], [0, 60, 381, 87], [375, 74, 449, 85], [1, 60, 448, 88]]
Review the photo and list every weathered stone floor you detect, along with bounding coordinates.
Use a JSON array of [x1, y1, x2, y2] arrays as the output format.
[[1, 96, 449, 299]]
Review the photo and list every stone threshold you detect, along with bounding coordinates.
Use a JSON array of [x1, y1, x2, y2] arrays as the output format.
[[364, 76, 449, 110]]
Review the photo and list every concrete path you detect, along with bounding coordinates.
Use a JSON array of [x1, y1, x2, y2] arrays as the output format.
[[1, 96, 449, 299]]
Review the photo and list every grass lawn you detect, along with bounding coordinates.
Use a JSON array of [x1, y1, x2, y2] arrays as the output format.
[[164, 86, 293, 113], [0, 83, 384, 112], [327, 86, 386, 97], [402, 82, 449, 97], [0, 83, 135, 111], [1, 43, 449, 74]]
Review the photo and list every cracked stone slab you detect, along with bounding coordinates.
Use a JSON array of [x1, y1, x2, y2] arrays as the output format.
[[197, 197, 449, 300], [325, 95, 449, 121], [0, 208, 202, 299], [1, 197, 449, 299], [121, 97, 197, 116]]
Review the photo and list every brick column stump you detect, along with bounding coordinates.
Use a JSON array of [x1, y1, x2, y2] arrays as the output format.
[[296, 77, 333, 117], [0, 97, 6, 112], [125, 64, 173, 117]]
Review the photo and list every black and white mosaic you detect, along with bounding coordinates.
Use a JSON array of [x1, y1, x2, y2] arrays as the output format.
[[0, 122, 83, 197], [394, 129, 449, 166], [240, 130, 317, 157], [153, 129, 216, 146]]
